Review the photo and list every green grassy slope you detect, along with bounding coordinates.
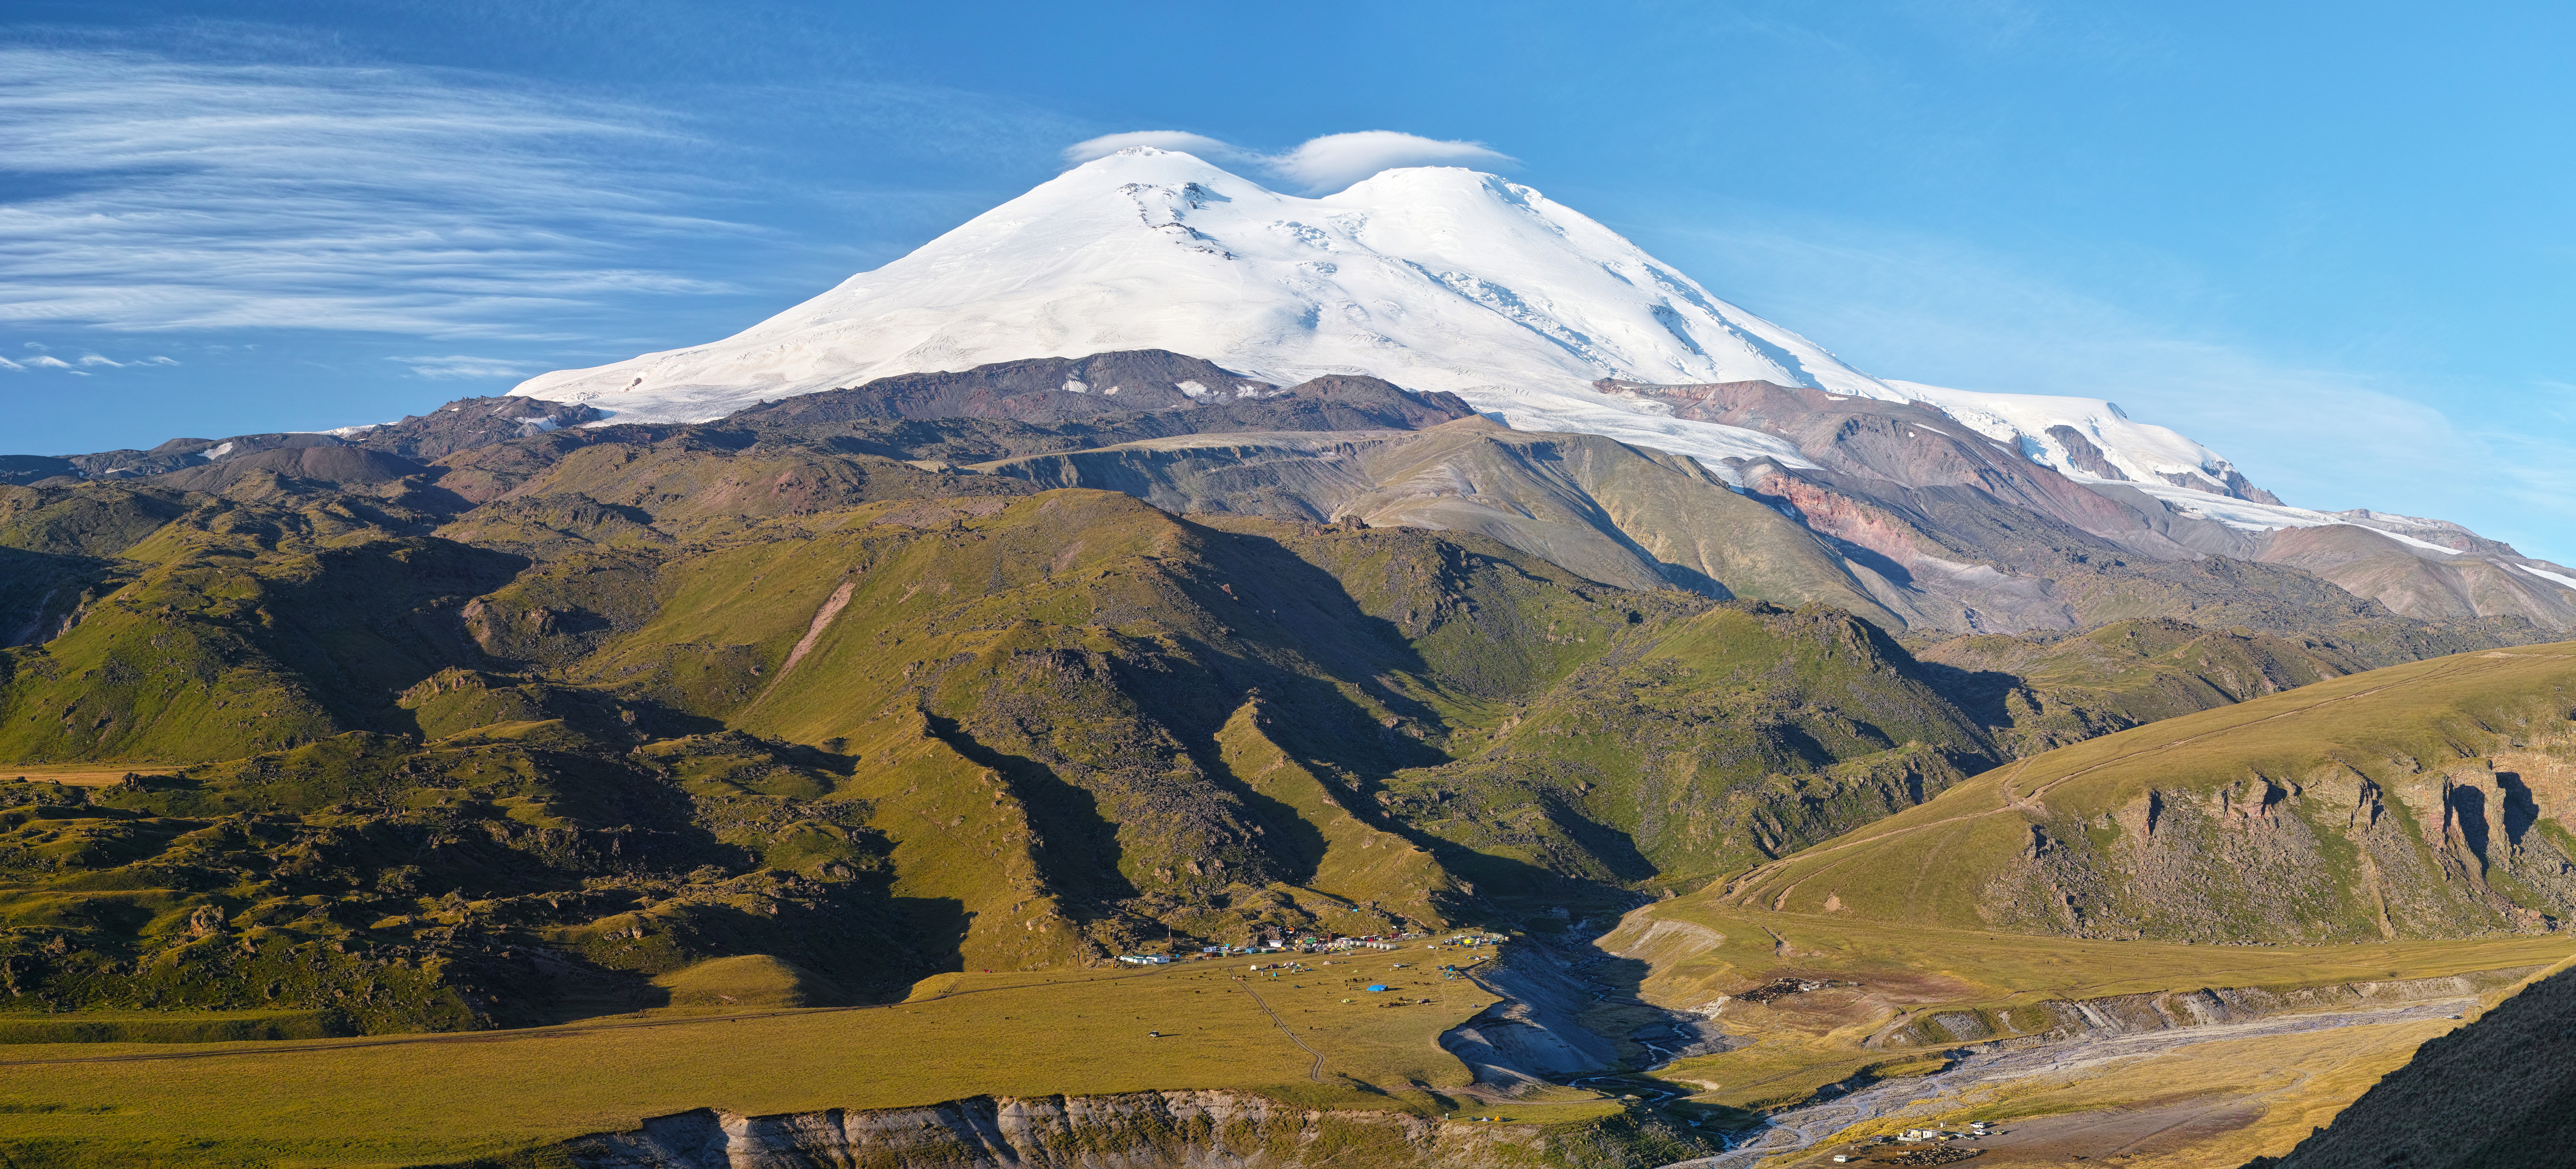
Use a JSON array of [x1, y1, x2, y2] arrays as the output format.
[[0, 477, 2003, 1024], [1383, 603, 1997, 893], [562, 491, 1998, 954], [1917, 617, 2371, 755], [1712, 641, 2576, 941]]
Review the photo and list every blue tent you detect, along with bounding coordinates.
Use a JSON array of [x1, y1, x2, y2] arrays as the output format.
[[1366, 984, 1389, 992]]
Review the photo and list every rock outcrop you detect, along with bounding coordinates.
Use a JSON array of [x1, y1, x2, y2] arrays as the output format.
[[545, 1090, 1701, 1168]]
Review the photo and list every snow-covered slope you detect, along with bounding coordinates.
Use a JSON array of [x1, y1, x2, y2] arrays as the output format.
[[510, 147, 1923, 470], [507, 146, 2519, 566], [1889, 382, 2255, 494]]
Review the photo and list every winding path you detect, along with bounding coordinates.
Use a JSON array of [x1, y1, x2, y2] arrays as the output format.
[[1235, 978, 1327, 1082]]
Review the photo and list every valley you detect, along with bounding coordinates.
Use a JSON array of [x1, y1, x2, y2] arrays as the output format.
[[0, 154, 2569, 1168]]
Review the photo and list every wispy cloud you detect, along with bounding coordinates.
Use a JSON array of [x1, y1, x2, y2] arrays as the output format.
[[1063, 129, 1518, 195], [24, 355, 74, 369], [0, 46, 756, 340], [0, 355, 21, 371], [389, 354, 531, 379], [1061, 131, 1254, 167], [1269, 132, 1519, 194]]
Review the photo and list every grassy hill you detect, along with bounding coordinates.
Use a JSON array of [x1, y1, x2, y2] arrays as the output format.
[[1915, 617, 2374, 755], [0, 468, 2006, 1027], [1711, 640, 2576, 942]]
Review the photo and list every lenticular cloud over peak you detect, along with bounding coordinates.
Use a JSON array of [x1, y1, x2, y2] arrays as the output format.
[[1060, 131, 1250, 167], [1060, 129, 1516, 194], [1265, 131, 1517, 194]]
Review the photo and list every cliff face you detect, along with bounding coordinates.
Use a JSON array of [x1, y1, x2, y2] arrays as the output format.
[[545, 1090, 1701, 1168]]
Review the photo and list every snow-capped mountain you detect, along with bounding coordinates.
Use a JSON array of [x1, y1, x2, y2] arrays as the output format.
[[511, 146, 1918, 469], [507, 147, 2535, 570]]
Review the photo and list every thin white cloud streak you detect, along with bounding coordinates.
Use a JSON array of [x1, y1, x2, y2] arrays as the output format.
[[0, 47, 755, 340], [390, 354, 532, 379], [24, 355, 74, 369], [1063, 129, 1517, 194], [1645, 215, 2576, 562], [0, 356, 21, 371]]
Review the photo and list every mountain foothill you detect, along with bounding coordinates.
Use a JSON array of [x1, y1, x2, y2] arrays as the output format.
[[2, 344, 2569, 1035]]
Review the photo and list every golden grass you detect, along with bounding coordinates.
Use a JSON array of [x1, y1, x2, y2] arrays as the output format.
[[0, 764, 178, 788], [0, 950, 1498, 1167], [1621, 906, 2576, 1015]]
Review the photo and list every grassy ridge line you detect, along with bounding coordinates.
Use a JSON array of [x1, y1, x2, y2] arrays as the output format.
[[1708, 643, 2576, 936], [1723, 651, 2508, 907], [1620, 912, 2573, 1014], [0, 487, 2018, 1033]]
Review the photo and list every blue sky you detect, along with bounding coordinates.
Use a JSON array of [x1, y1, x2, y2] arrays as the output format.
[[2, 1, 2569, 561]]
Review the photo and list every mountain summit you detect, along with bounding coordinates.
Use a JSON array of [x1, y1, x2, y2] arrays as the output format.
[[512, 147, 2278, 493], [512, 147, 1910, 466], [506, 148, 2576, 622]]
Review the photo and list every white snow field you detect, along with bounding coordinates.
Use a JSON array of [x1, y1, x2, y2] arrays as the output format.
[[508, 147, 2482, 553], [509, 147, 1905, 471]]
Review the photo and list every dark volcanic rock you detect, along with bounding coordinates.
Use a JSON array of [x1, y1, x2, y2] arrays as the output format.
[[0, 455, 78, 487], [20, 397, 596, 486], [154, 446, 428, 492], [2045, 424, 2129, 481], [65, 432, 345, 480], [744, 350, 1273, 424], [344, 395, 604, 461], [732, 350, 1476, 433]]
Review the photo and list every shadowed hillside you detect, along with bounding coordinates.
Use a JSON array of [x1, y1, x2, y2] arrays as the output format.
[[2249, 960, 2576, 1168]]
